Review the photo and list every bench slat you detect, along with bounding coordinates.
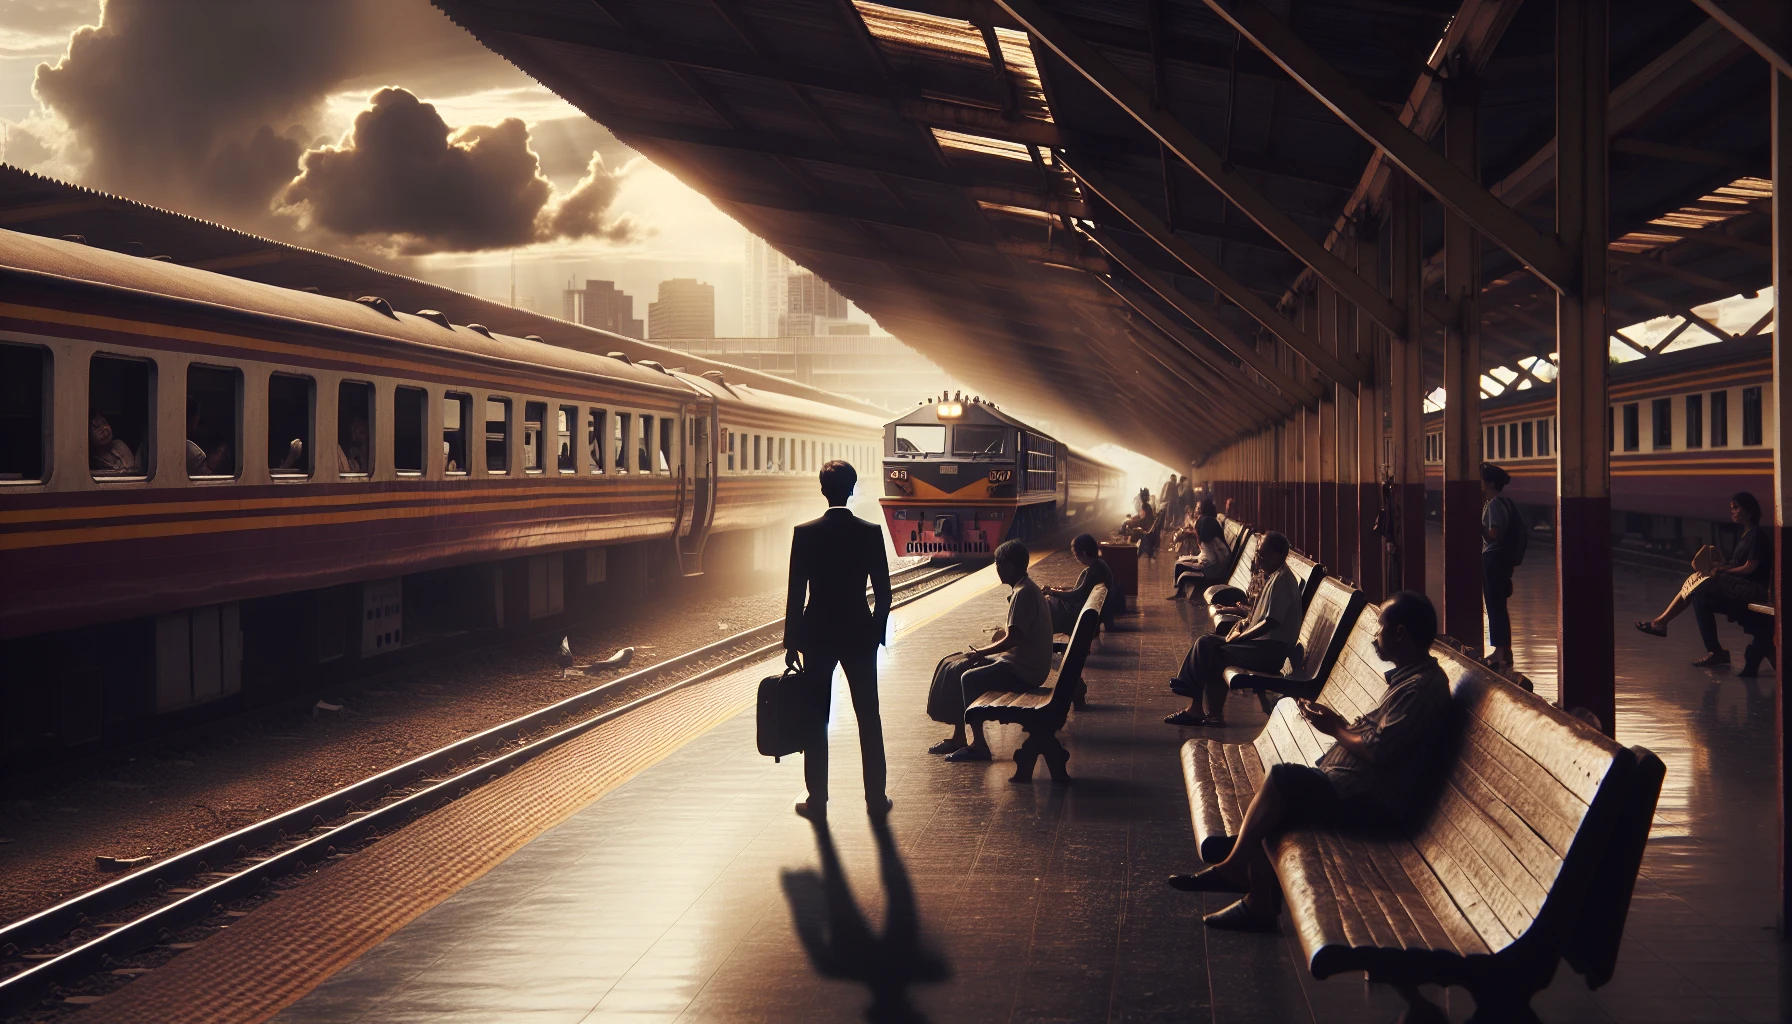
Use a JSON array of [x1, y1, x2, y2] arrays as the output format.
[[1453, 727, 1588, 862], [1440, 664, 1624, 806], [1354, 832, 1480, 955], [1421, 785, 1553, 937], [1446, 751, 1576, 893]]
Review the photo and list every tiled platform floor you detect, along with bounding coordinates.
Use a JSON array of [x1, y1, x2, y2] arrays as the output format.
[[270, 539, 1786, 1023]]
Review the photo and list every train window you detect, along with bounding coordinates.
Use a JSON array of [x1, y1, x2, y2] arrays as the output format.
[[1684, 394, 1703, 449], [658, 418, 672, 474], [1508, 423, 1520, 459], [394, 386, 426, 474], [1710, 391, 1729, 446], [557, 405, 576, 473], [895, 424, 945, 455], [753, 434, 762, 471], [1651, 398, 1672, 450], [486, 397, 511, 473], [587, 409, 605, 474], [1536, 419, 1550, 458], [1607, 407, 1614, 452], [267, 374, 313, 478], [954, 425, 1004, 455], [613, 411, 628, 473], [187, 365, 240, 479], [1495, 425, 1506, 459], [523, 401, 546, 472], [338, 381, 372, 476], [1520, 421, 1533, 458], [0, 344, 48, 483], [635, 414, 652, 473], [726, 431, 735, 472], [1742, 386, 1763, 446], [777, 436, 787, 473], [443, 393, 471, 474], [1621, 403, 1638, 452], [1486, 426, 1498, 460]]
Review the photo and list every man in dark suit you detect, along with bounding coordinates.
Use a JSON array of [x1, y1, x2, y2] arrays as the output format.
[[786, 460, 893, 822]]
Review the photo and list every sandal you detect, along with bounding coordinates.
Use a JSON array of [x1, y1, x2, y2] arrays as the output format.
[[1162, 710, 1208, 727], [927, 737, 966, 755], [1692, 651, 1731, 668], [1633, 620, 1667, 638], [1166, 867, 1249, 893], [1203, 898, 1280, 933], [944, 744, 991, 763]]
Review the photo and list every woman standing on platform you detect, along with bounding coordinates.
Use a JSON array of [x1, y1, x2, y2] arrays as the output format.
[[1635, 491, 1772, 668], [1480, 463, 1520, 671]]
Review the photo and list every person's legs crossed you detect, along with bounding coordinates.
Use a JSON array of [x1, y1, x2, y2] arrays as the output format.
[[959, 660, 1025, 752], [1199, 640, 1288, 721], [840, 650, 887, 805], [802, 655, 841, 807]]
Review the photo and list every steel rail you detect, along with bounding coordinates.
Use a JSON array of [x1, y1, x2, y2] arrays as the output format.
[[0, 561, 968, 1013]]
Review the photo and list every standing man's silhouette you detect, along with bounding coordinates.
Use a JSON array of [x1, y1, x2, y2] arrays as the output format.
[[787, 461, 893, 822]]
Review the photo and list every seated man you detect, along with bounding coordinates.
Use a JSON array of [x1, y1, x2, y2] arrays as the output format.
[[1042, 533, 1117, 633], [1165, 591, 1449, 932], [926, 540, 1053, 763], [1169, 513, 1228, 600], [1163, 532, 1298, 727]]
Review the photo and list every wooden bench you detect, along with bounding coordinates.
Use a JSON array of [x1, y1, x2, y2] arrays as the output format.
[[1209, 549, 1326, 632], [965, 585, 1104, 785], [1202, 532, 1263, 613], [1269, 645, 1664, 1020], [1738, 602, 1775, 673], [1180, 605, 1390, 863], [1223, 576, 1368, 702]]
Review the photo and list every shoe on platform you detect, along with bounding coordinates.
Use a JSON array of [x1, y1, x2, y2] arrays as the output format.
[[1166, 867, 1249, 894], [1203, 899, 1279, 933], [1691, 651, 1730, 668], [794, 800, 826, 821], [944, 744, 991, 763], [868, 797, 893, 820], [927, 737, 966, 755]]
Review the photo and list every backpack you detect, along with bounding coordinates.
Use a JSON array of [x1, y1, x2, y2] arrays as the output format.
[[1497, 496, 1528, 566]]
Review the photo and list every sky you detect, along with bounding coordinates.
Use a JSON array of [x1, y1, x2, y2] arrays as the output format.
[[0, 0, 801, 335]]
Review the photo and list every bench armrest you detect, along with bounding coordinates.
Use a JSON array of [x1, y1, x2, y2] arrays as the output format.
[[1222, 666, 1321, 701], [1203, 585, 1246, 606]]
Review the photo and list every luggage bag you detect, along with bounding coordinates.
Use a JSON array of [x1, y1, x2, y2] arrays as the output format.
[[757, 665, 823, 762]]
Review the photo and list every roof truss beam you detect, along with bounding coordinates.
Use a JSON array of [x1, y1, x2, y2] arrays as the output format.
[[1095, 280, 1295, 422], [1203, 0, 1575, 294], [1688, 0, 1792, 79]]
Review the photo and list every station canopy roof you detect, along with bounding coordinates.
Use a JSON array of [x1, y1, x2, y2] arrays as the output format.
[[431, 0, 1774, 466]]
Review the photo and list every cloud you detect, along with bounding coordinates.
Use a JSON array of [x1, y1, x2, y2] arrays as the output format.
[[281, 88, 635, 254]]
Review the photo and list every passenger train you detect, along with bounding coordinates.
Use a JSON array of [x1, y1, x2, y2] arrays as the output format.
[[0, 229, 885, 753], [1423, 335, 1773, 551], [880, 397, 1124, 559]]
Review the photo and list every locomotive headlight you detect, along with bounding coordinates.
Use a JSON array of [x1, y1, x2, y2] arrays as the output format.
[[936, 400, 964, 420]]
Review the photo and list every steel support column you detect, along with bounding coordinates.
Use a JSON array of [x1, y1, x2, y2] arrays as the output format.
[[1555, 0, 1615, 732], [1769, 66, 1792, 934], [1441, 70, 1485, 654], [1390, 174, 1427, 597], [1317, 282, 1341, 571], [1355, 228, 1385, 600]]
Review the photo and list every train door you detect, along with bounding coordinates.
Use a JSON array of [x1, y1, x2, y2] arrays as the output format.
[[674, 400, 717, 575]]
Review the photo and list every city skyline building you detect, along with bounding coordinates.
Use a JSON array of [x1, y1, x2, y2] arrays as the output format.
[[742, 235, 793, 338], [561, 278, 643, 339], [781, 269, 849, 336], [648, 278, 716, 340]]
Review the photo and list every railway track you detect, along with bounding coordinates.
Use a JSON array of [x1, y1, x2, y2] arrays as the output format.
[[0, 560, 972, 1017]]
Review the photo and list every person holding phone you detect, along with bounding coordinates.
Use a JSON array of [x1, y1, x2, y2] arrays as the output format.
[[1163, 591, 1451, 933]]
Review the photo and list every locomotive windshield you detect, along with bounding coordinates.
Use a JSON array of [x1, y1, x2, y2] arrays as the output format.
[[952, 425, 1005, 456], [894, 424, 945, 455]]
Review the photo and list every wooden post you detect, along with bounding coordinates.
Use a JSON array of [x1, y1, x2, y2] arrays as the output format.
[[1441, 67, 1485, 654], [1318, 282, 1341, 571], [1390, 173, 1427, 596], [1770, 65, 1792, 935], [1355, 227, 1385, 600], [1555, 0, 1615, 732]]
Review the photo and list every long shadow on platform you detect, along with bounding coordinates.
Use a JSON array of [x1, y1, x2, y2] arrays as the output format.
[[782, 820, 952, 1023]]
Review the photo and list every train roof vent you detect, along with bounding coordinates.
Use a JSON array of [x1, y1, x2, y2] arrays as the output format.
[[637, 359, 667, 374], [356, 295, 397, 318], [607, 351, 632, 364], [414, 309, 452, 329], [523, 334, 544, 342], [466, 323, 493, 338]]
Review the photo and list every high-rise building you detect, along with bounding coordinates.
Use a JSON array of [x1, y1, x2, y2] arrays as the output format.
[[781, 270, 850, 336], [742, 235, 793, 338], [647, 331, 967, 413], [561, 279, 642, 338], [648, 278, 716, 340]]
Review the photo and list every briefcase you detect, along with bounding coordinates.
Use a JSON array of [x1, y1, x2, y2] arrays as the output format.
[[757, 665, 823, 762]]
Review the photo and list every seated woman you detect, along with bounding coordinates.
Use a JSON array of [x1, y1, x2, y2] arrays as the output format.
[[1163, 532, 1299, 727], [1635, 491, 1772, 668], [1042, 533, 1117, 632], [1168, 514, 1230, 600], [1164, 591, 1450, 933], [1116, 489, 1154, 539], [88, 412, 141, 476], [927, 540, 1053, 762]]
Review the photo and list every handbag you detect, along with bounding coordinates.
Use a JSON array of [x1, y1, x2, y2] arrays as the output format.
[[757, 663, 824, 762]]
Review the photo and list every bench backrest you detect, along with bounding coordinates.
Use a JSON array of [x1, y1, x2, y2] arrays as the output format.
[[1225, 532, 1263, 593], [1252, 607, 1391, 770], [1046, 585, 1105, 714], [1287, 577, 1367, 684], [1218, 518, 1251, 576], [1412, 647, 1653, 969], [1285, 553, 1327, 610]]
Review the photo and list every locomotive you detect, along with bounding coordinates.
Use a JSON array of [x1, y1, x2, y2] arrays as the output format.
[[880, 395, 1124, 559]]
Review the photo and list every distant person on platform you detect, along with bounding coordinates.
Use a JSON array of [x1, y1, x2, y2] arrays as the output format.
[[1043, 533, 1118, 631], [927, 540, 1053, 762], [1479, 462, 1521, 671], [785, 460, 893, 822], [1119, 488, 1155, 537], [1635, 490, 1773, 669], [1163, 531, 1300, 727]]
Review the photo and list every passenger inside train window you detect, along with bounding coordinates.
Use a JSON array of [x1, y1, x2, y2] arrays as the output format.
[[90, 354, 153, 480], [338, 381, 373, 475], [443, 392, 471, 474], [186, 366, 239, 478], [557, 405, 576, 473], [1710, 391, 1729, 446], [394, 386, 426, 474], [613, 412, 627, 473], [486, 397, 511, 473], [523, 401, 546, 472], [658, 418, 672, 473], [0, 344, 47, 482], [586, 409, 605, 474], [636, 414, 652, 473], [267, 373, 313, 477]]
